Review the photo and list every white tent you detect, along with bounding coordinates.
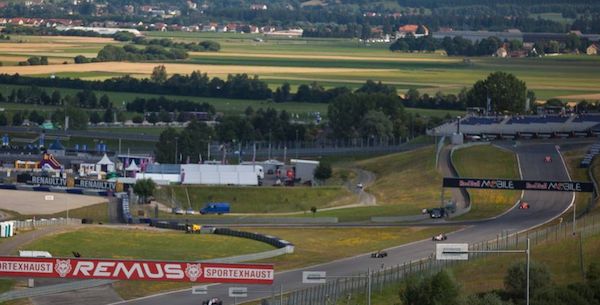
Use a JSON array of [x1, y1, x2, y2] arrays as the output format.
[[125, 160, 139, 172], [125, 160, 140, 177], [96, 154, 115, 173]]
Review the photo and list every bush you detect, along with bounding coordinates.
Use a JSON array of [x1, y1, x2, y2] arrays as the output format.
[[113, 31, 136, 42], [74, 55, 91, 64], [132, 115, 144, 123], [504, 261, 551, 300], [400, 270, 461, 305]]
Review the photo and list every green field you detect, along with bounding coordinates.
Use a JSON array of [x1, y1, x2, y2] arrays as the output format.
[[19, 227, 274, 260], [452, 144, 521, 220], [357, 146, 443, 208], [0, 83, 462, 121], [159, 185, 352, 213]]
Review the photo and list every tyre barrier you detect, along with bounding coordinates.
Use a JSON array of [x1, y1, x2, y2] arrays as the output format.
[[147, 219, 293, 250]]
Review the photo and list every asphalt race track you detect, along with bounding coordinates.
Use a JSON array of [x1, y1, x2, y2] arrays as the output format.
[[110, 143, 574, 305]]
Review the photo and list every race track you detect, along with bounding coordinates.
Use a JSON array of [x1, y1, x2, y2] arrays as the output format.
[[110, 143, 574, 305]]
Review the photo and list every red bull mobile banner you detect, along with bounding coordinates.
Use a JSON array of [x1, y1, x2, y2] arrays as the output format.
[[443, 177, 594, 193], [0, 256, 274, 284]]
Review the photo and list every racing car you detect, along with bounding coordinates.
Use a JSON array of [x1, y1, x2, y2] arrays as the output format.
[[544, 156, 552, 163], [371, 250, 388, 258], [519, 201, 530, 209], [202, 298, 223, 305], [432, 233, 448, 241]]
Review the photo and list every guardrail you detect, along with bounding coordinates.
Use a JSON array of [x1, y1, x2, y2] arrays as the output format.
[[262, 213, 600, 305], [13, 218, 80, 229]]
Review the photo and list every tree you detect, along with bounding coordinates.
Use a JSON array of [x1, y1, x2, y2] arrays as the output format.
[[133, 178, 156, 204], [178, 120, 214, 163], [360, 110, 394, 140], [504, 261, 552, 300], [74, 55, 90, 64], [51, 91, 61, 105], [465, 293, 507, 305], [155, 128, 179, 163], [28, 110, 44, 125], [103, 107, 114, 123], [399, 270, 461, 305], [40, 56, 48, 65], [356, 80, 397, 96], [65, 96, 89, 130], [466, 72, 527, 113], [89, 112, 101, 124], [113, 31, 136, 42], [313, 163, 332, 181], [27, 56, 41, 65], [151, 65, 168, 84], [132, 115, 144, 123], [158, 110, 172, 123], [0, 113, 7, 126], [11, 112, 24, 126], [99, 94, 111, 109]]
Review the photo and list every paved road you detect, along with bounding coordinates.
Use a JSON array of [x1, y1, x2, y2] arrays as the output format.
[[110, 142, 573, 305]]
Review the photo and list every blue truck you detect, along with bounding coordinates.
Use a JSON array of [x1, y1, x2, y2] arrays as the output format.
[[200, 202, 231, 215]]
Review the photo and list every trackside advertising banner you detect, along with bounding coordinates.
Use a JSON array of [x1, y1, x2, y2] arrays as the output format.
[[443, 178, 594, 193], [0, 256, 274, 284]]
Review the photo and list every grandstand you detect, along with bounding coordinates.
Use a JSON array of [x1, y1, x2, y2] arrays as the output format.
[[431, 113, 600, 138]]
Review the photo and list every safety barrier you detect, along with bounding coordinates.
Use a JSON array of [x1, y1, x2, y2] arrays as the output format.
[[13, 218, 80, 229], [0, 184, 109, 196]]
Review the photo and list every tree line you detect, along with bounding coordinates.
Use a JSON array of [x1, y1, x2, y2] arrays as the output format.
[[154, 108, 311, 164], [125, 96, 215, 114], [0, 86, 111, 109], [131, 37, 221, 52], [0, 72, 272, 101], [390, 34, 592, 56]]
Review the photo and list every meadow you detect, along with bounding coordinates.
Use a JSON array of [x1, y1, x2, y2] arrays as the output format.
[[452, 144, 521, 220]]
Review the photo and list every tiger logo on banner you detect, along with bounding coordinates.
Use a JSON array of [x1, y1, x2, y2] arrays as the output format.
[[185, 263, 202, 281], [55, 259, 72, 278]]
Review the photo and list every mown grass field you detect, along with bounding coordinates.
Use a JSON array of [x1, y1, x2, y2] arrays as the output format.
[[357, 146, 443, 211], [19, 227, 274, 260], [452, 144, 521, 220], [160, 185, 352, 213]]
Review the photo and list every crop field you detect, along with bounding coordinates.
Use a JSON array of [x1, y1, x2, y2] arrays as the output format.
[[0, 35, 116, 65], [0, 34, 599, 101]]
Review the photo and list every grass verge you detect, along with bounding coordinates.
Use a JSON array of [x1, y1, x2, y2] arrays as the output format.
[[356, 146, 443, 212], [18, 227, 274, 260], [159, 185, 352, 213], [452, 145, 521, 220]]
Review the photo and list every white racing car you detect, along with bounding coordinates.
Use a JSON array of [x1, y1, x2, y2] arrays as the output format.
[[432, 233, 448, 241]]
